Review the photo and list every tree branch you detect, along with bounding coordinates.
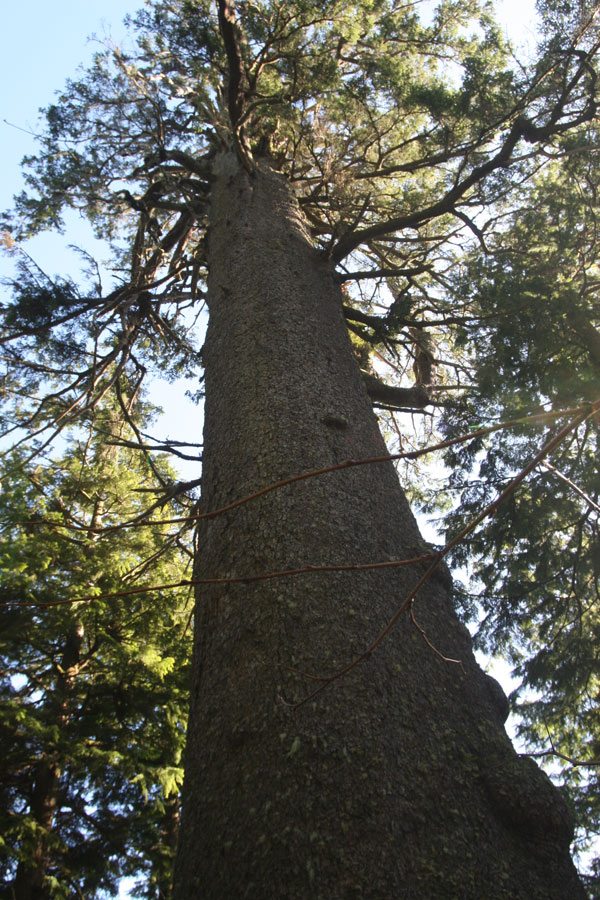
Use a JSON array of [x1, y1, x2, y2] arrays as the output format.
[[331, 57, 598, 263], [362, 372, 430, 410]]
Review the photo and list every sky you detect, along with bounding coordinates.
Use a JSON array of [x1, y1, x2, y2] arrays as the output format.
[[1, 2, 141, 209]]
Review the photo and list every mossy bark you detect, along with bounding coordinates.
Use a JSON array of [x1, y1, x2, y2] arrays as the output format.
[[173, 154, 585, 899]]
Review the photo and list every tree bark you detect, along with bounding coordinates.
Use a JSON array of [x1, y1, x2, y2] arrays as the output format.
[[362, 372, 430, 410], [13, 761, 60, 900], [173, 154, 585, 899]]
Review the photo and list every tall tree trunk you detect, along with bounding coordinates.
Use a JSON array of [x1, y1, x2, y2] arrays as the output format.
[[13, 761, 60, 900], [13, 624, 83, 900], [174, 154, 584, 899], [154, 797, 180, 900]]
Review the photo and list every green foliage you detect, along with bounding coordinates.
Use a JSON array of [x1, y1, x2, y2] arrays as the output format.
[[437, 130, 599, 880], [0, 408, 192, 897]]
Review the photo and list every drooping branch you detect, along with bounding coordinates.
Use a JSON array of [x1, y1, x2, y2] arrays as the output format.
[[11, 554, 435, 610], [20, 402, 590, 535]]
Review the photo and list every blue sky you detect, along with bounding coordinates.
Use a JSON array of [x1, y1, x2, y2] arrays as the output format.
[[1, 1, 205, 470], [1, 3, 141, 211]]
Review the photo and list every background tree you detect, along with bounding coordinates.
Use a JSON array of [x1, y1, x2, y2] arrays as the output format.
[[1, 0, 598, 896], [435, 125, 600, 890], [0, 397, 193, 898]]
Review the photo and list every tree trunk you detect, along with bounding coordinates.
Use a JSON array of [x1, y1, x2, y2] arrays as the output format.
[[13, 761, 59, 900], [173, 154, 585, 899], [13, 624, 83, 899]]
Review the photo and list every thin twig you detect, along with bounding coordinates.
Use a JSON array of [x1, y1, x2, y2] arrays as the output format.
[[410, 604, 465, 670], [16, 404, 586, 534], [521, 725, 600, 768], [539, 460, 600, 513], [7, 554, 433, 609]]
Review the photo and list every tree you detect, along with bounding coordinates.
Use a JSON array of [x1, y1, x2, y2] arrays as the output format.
[[0, 400, 193, 898], [1, 0, 598, 896], [437, 128, 600, 889]]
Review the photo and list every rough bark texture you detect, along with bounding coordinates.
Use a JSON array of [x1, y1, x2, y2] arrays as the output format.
[[173, 154, 585, 899]]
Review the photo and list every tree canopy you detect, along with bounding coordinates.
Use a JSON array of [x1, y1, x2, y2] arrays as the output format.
[[1, 0, 599, 894]]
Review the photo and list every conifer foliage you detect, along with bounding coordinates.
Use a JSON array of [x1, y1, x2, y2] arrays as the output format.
[[0, 404, 192, 897], [439, 131, 600, 885]]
